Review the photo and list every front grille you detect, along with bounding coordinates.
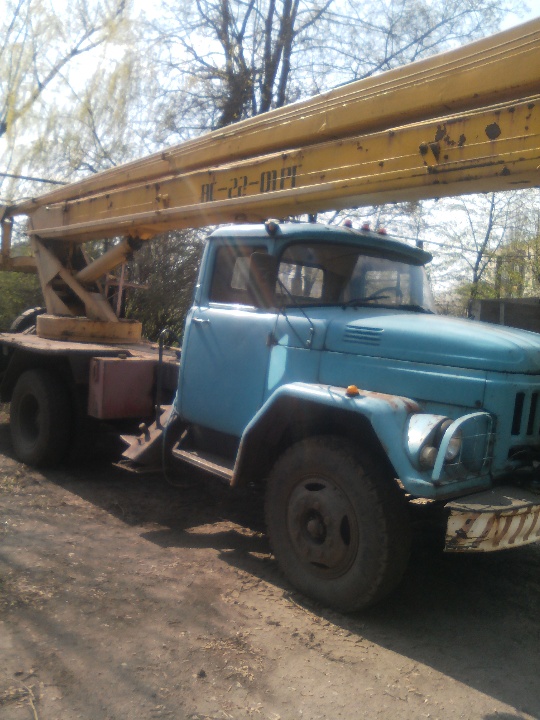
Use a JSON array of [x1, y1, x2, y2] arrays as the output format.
[[511, 390, 540, 437], [511, 392, 525, 435], [527, 393, 539, 435]]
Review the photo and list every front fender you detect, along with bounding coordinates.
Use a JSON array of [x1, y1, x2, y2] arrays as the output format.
[[232, 382, 440, 496], [233, 382, 493, 499]]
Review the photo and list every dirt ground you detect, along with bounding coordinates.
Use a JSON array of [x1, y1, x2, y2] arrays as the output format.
[[1, 406, 540, 720]]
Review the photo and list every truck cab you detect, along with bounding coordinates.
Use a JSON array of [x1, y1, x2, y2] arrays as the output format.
[[163, 220, 540, 610]]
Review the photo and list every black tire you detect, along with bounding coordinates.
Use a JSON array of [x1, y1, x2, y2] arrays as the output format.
[[9, 307, 46, 334], [10, 369, 72, 467], [265, 436, 411, 612]]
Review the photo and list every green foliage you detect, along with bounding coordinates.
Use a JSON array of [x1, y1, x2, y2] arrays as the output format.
[[0, 272, 42, 331], [488, 203, 540, 298], [1, 0, 130, 202], [124, 229, 205, 342]]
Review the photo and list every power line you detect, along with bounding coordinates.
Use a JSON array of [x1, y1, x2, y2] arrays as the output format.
[[0, 172, 67, 186]]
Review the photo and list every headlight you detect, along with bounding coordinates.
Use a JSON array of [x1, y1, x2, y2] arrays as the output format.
[[407, 414, 448, 469], [445, 431, 462, 461], [437, 419, 463, 462], [407, 414, 462, 471], [407, 412, 493, 481]]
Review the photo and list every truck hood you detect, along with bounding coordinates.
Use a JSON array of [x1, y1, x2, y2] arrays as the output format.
[[324, 311, 540, 373]]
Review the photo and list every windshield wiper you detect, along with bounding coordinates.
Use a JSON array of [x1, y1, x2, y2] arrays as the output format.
[[281, 301, 335, 309], [275, 279, 316, 349], [342, 297, 391, 308], [398, 304, 434, 314], [342, 299, 434, 313]]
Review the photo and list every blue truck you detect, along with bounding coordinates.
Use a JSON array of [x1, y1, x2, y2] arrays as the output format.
[[2, 219, 540, 611]]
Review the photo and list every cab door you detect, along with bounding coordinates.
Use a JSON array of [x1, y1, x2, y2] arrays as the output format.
[[178, 242, 276, 437]]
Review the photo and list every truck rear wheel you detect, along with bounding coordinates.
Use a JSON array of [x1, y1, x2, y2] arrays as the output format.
[[265, 436, 411, 612], [10, 369, 72, 467]]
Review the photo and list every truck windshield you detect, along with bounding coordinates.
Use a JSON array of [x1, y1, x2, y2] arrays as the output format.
[[276, 242, 435, 313]]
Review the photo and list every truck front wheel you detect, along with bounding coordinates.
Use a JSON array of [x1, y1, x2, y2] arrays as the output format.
[[10, 369, 72, 467], [265, 436, 410, 612]]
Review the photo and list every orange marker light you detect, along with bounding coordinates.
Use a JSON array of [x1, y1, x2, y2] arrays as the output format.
[[346, 385, 360, 396]]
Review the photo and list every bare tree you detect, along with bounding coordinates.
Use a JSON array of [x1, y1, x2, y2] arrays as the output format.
[[150, 0, 520, 141], [152, 0, 334, 134], [1, 0, 527, 332], [429, 193, 519, 316]]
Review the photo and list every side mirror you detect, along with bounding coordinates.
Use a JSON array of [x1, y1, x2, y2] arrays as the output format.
[[247, 253, 278, 308]]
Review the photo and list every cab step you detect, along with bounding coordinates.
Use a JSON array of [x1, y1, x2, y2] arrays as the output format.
[[171, 444, 234, 481]]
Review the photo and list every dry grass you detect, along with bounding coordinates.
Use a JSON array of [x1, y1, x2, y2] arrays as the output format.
[[0, 686, 30, 706], [0, 469, 23, 494], [0, 685, 39, 719]]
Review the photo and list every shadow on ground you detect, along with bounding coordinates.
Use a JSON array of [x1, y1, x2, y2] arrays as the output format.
[[1, 420, 539, 719]]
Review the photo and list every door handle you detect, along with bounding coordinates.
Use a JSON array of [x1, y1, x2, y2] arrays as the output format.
[[192, 317, 210, 325]]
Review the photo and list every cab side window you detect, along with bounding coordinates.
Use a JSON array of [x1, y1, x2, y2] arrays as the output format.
[[209, 245, 266, 304]]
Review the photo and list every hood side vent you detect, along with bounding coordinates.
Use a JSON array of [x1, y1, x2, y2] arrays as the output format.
[[343, 325, 384, 346]]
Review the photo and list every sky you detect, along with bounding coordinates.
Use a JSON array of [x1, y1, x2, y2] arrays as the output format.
[[502, 0, 540, 26]]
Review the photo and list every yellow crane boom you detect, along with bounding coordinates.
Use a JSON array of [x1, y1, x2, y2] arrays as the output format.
[[1, 17, 539, 339], [22, 96, 540, 243], [9, 16, 540, 216]]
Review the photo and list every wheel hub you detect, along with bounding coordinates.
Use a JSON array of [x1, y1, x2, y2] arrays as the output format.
[[287, 478, 358, 576], [306, 514, 326, 541]]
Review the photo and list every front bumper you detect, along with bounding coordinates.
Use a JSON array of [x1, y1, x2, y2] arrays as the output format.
[[445, 486, 540, 552]]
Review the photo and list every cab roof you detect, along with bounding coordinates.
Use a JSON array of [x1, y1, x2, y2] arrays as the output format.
[[209, 221, 432, 266]]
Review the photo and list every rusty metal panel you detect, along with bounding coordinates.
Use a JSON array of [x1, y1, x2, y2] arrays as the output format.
[[120, 406, 175, 467], [37, 315, 142, 343], [445, 486, 540, 552], [88, 357, 155, 419]]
